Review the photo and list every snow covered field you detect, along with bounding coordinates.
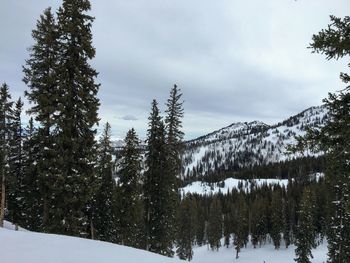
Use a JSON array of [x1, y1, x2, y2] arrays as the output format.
[[181, 173, 324, 196], [192, 241, 328, 263], [0, 223, 327, 263], [0, 225, 180, 263], [181, 177, 289, 196]]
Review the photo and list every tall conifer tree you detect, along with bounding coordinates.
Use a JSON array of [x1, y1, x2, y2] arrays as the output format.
[[7, 98, 24, 229], [294, 187, 317, 263], [0, 83, 13, 227], [144, 100, 173, 256], [20, 118, 42, 231], [92, 122, 115, 242], [53, 0, 100, 236], [23, 7, 60, 231], [207, 197, 223, 251], [296, 15, 350, 262], [116, 128, 143, 248], [164, 84, 184, 250]]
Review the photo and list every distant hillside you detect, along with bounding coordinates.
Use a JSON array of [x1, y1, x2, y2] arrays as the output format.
[[182, 105, 328, 181]]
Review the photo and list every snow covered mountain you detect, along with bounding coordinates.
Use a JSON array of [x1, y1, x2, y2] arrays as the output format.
[[182, 105, 328, 180]]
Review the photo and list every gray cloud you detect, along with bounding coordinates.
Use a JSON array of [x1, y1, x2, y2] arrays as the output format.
[[121, 115, 138, 121], [0, 0, 349, 139]]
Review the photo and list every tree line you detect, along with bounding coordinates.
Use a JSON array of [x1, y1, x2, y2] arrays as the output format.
[[176, 177, 327, 261], [0, 0, 183, 258]]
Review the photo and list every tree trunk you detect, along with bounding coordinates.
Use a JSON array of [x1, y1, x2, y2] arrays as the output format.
[[90, 219, 95, 240], [0, 174, 5, 227]]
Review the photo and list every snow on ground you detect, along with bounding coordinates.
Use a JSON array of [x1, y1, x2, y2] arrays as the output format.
[[0, 220, 328, 263], [181, 177, 289, 196], [192, 240, 328, 263], [181, 173, 324, 196], [3, 220, 27, 231], [0, 227, 181, 263]]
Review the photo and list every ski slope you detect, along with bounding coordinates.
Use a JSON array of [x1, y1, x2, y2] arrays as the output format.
[[0, 222, 328, 263], [192, 241, 328, 263], [0, 225, 180, 263]]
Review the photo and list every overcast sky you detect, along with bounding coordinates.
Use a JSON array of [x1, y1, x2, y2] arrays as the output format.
[[0, 0, 349, 140]]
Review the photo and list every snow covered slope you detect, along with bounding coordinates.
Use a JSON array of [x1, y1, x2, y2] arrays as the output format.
[[192, 240, 327, 263], [183, 105, 327, 179], [181, 177, 289, 196], [180, 173, 324, 196], [0, 227, 180, 263], [0, 224, 327, 263]]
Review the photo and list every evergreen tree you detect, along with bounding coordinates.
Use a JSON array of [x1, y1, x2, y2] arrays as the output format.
[[176, 196, 197, 261], [295, 15, 350, 262], [251, 198, 268, 248], [283, 197, 292, 248], [270, 191, 283, 249], [164, 84, 184, 251], [144, 100, 173, 256], [92, 122, 115, 242], [117, 127, 144, 248], [207, 197, 222, 251], [20, 118, 42, 231], [294, 187, 317, 263], [0, 83, 13, 227], [51, 0, 100, 236], [223, 212, 232, 248], [233, 194, 249, 259], [23, 7, 60, 231], [195, 198, 206, 246], [7, 98, 24, 229]]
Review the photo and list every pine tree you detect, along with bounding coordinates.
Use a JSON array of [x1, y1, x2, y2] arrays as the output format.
[[233, 194, 249, 259], [295, 15, 350, 262], [164, 84, 184, 252], [207, 197, 222, 251], [176, 196, 197, 261], [251, 198, 268, 248], [23, 7, 60, 231], [223, 212, 232, 248], [0, 83, 13, 227], [20, 118, 42, 231], [92, 122, 115, 242], [144, 100, 173, 256], [7, 98, 24, 229], [283, 197, 292, 248], [270, 191, 283, 249], [51, 0, 100, 236], [116, 128, 144, 248], [294, 187, 317, 263], [195, 198, 206, 246]]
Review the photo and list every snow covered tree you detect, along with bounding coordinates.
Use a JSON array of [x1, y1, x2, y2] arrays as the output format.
[[92, 122, 115, 242], [207, 197, 222, 251], [19, 118, 42, 231], [294, 15, 350, 262], [251, 198, 268, 248], [270, 191, 283, 249], [294, 187, 317, 263], [195, 198, 206, 246], [51, 0, 100, 236], [0, 83, 13, 227], [164, 84, 184, 250], [233, 194, 248, 259], [176, 196, 197, 261], [116, 128, 144, 248], [23, 7, 60, 231], [7, 98, 24, 229], [144, 100, 173, 256]]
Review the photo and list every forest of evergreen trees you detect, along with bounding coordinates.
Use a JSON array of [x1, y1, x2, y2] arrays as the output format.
[[0, 1, 349, 263]]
